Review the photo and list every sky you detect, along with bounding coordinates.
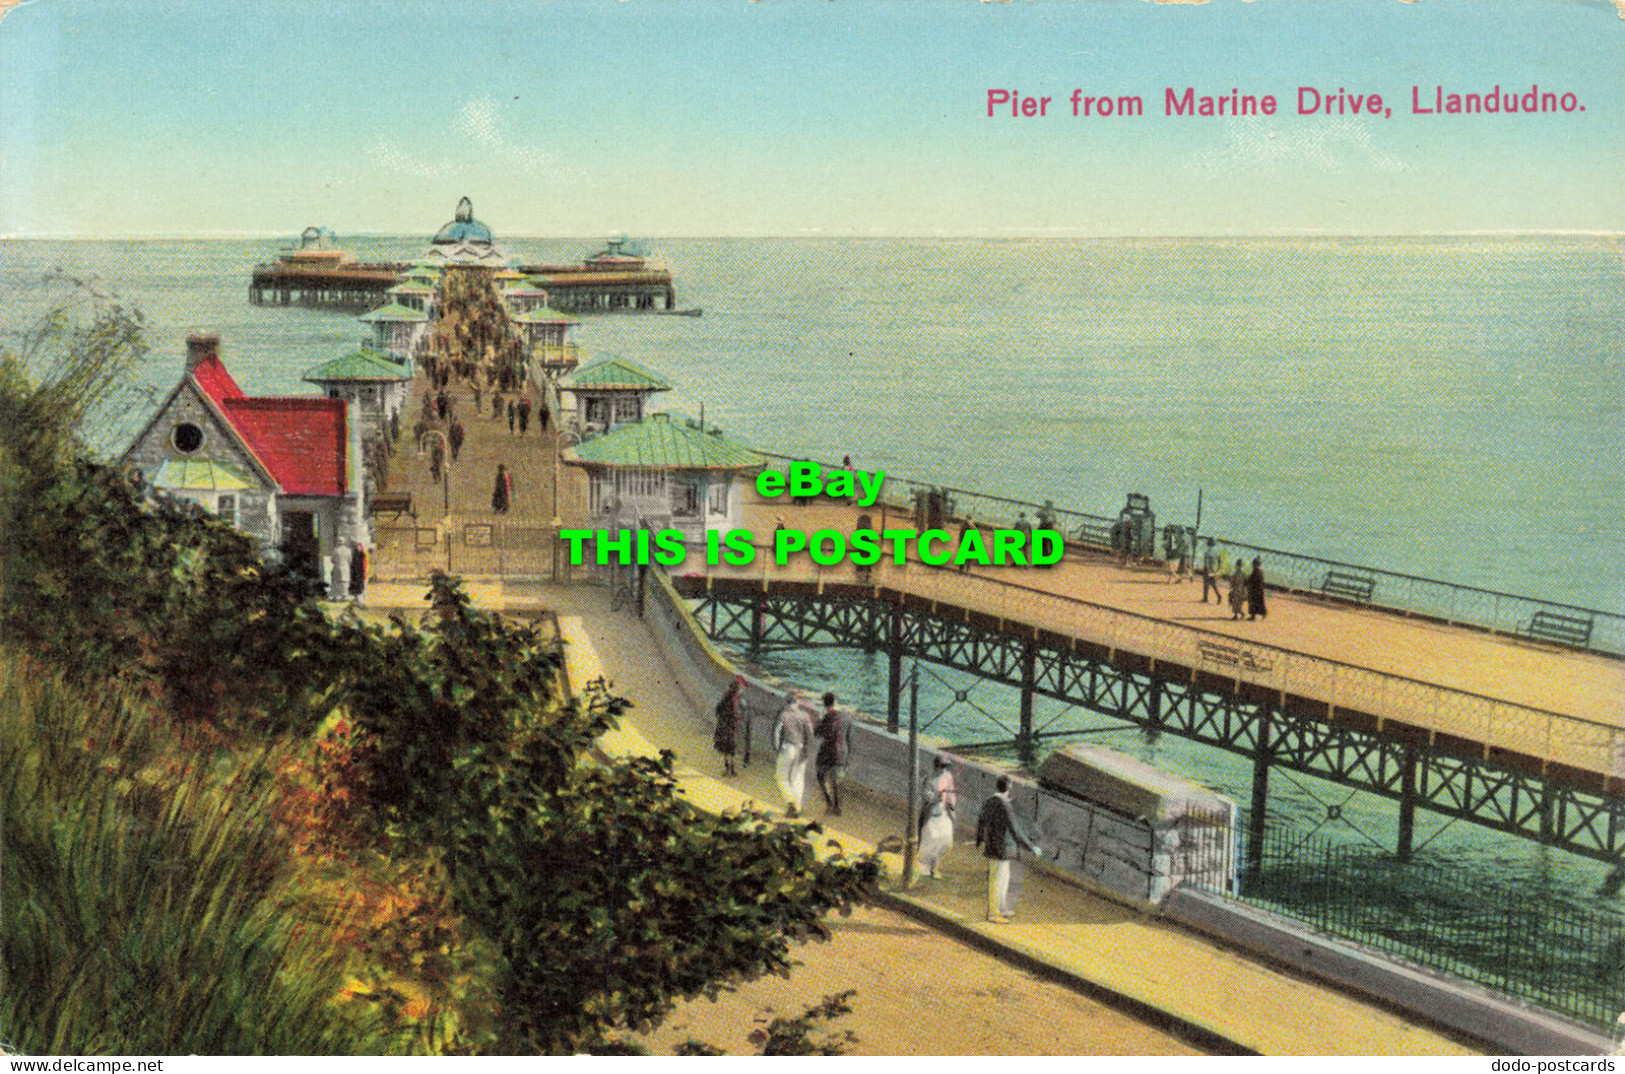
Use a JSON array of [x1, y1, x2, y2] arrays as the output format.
[[0, 0, 1622, 237]]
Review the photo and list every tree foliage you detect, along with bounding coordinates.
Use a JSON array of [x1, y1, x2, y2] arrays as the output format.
[[336, 574, 879, 1053]]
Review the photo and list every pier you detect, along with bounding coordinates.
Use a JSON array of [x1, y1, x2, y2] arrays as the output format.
[[357, 259, 1622, 1046], [247, 220, 678, 312], [678, 488, 1625, 868], [249, 260, 408, 309], [518, 266, 676, 313]]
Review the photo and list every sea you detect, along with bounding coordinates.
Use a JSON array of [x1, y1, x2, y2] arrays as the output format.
[[4, 234, 1625, 1002]]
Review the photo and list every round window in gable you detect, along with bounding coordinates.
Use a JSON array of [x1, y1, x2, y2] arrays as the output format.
[[173, 422, 204, 453]]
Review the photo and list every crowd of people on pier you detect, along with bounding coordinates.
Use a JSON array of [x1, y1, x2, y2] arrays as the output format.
[[398, 268, 554, 516]]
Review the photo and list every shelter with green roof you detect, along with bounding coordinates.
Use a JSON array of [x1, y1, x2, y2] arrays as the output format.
[[304, 347, 412, 447], [358, 300, 429, 359], [499, 278, 551, 316], [510, 303, 578, 350], [562, 412, 764, 539], [558, 356, 671, 432], [386, 279, 437, 315]]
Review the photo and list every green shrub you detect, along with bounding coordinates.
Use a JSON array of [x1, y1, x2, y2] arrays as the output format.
[[337, 575, 879, 1053]]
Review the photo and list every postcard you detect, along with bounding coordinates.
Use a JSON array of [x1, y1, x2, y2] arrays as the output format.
[[1, 0, 1622, 1059]]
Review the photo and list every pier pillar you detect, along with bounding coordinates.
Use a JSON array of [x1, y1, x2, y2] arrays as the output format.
[[1018, 640, 1037, 769], [749, 592, 765, 656], [1397, 743, 1418, 861], [886, 601, 904, 734], [1145, 675, 1165, 740], [1245, 705, 1274, 883], [1538, 783, 1557, 843]]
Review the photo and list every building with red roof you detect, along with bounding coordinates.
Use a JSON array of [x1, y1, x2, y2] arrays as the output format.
[[122, 334, 367, 596]]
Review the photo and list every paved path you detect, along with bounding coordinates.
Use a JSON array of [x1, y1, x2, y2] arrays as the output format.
[[362, 579, 1479, 1056], [371, 364, 589, 575]]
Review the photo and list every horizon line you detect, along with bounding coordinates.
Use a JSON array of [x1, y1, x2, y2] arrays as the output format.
[[4, 229, 1623, 242]]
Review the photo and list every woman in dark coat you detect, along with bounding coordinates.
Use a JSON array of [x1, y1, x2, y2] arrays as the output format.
[[492, 463, 512, 514], [713, 675, 746, 776], [1247, 557, 1268, 621]]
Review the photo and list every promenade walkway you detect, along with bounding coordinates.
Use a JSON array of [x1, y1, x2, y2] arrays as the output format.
[[361, 577, 1477, 1056]]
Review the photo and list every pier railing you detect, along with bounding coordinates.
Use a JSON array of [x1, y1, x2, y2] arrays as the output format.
[[684, 553, 1625, 782], [1232, 822, 1625, 1031], [754, 450, 1625, 657]]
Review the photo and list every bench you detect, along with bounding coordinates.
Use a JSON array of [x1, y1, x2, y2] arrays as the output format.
[[369, 493, 415, 520], [1320, 570, 1377, 603], [1524, 609, 1594, 648]]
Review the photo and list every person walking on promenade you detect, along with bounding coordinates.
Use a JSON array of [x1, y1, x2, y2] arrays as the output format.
[[490, 392, 503, 421], [421, 391, 436, 424], [713, 675, 747, 777], [539, 399, 551, 433], [429, 438, 445, 485], [507, 400, 517, 434], [918, 755, 958, 879], [975, 775, 1044, 923], [471, 384, 482, 414], [518, 396, 532, 435], [435, 389, 448, 421], [348, 543, 367, 599], [1200, 538, 1223, 604], [448, 419, 465, 463], [1228, 561, 1247, 620], [774, 691, 816, 817], [492, 463, 512, 515], [1247, 557, 1268, 620], [815, 692, 850, 816]]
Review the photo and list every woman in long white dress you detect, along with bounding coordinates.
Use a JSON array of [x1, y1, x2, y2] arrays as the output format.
[[917, 755, 958, 878]]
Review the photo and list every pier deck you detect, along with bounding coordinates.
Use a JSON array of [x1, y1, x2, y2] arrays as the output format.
[[720, 495, 1625, 783]]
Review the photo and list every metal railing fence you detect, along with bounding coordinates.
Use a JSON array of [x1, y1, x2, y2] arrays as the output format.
[[1215, 822, 1625, 1031]]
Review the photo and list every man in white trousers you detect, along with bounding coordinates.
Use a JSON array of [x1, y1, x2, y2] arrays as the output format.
[[774, 691, 817, 818], [975, 775, 1044, 923]]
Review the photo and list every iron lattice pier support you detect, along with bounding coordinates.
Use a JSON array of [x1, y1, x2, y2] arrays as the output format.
[[676, 575, 1625, 866], [1248, 704, 1274, 879], [887, 601, 904, 734], [1398, 743, 1419, 861], [1018, 639, 1038, 769]]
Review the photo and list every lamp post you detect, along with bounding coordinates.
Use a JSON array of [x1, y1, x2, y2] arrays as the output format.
[[550, 419, 564, 581], [901, 661, 921, 889]]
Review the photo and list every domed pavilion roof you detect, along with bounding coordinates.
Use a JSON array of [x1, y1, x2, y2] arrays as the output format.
[[432, 197, 494, 246]]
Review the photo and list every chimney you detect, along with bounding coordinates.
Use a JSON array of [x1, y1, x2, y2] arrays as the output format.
[[186, 333, 220, 372]]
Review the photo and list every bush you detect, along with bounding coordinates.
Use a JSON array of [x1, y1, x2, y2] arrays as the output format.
[[336, 575, 879, 1052]]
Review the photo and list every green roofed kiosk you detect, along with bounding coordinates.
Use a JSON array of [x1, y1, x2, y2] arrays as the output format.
[[357, 301, 429, 362], [562, 412, 764, 540], [303, 347, 412, 447], [558, 356, 672, 432]]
